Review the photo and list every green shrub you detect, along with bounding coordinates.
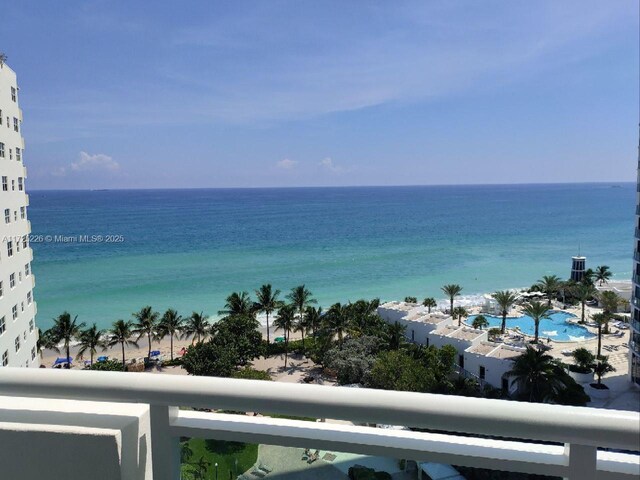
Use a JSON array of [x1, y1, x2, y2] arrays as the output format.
[[162, 358, 183, 367], [88, 359, 125, 371], [232, 368, 272, 381]]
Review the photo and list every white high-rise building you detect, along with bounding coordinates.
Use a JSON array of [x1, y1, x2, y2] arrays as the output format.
[[0, 59, 38, 368]]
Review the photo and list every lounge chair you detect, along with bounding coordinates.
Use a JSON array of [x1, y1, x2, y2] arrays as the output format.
[[258, 463, 272, 474], [560, 349, 572, 356]]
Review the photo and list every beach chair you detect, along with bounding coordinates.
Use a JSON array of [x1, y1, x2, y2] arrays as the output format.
[[258, 463, 272, 473], [251, 467, 266, 478]]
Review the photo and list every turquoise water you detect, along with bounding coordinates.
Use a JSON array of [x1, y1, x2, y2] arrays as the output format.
[[469, 312, 596, 341], [28, 183, 635, 330]]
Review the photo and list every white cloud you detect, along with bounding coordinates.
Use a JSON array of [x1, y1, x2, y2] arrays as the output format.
[[53, 151, 120, 176], [276, 158, 298, 169], [319, 157, 344, 173]]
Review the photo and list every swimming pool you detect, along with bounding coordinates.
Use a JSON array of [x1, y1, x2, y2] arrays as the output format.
[[468, 311, 595, 342]]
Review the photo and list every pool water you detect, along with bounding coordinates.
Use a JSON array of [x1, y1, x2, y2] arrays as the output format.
[[468, 311, 595, 342]]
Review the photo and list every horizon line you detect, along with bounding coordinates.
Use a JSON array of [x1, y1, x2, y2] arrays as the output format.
[[26, 180, 635, 193]]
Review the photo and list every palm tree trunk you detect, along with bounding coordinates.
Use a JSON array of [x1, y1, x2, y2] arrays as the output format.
[[581, 301, 585, 323], [121, 342, 126, 371], [147, 332, 152, 359], [170, 334, 174, 361], [284, 336, 288, 368], [266, 313, 270, 344], [90, 351, 94, 366], [449, 298, 453, 315], [597, 324, 602, 358], [501, 312, 507, 334], [66, 343, 70, 369], [534, 320, 539, 343]]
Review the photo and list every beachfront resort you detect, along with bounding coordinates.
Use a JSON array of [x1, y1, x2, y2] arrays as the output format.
[[1, 58, 638, 475]]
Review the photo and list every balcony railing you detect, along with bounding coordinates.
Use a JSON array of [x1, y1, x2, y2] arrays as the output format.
[[0, 368, 638, 480]]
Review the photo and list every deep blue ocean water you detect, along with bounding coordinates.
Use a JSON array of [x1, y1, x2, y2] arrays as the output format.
[[28, 183, 635, 330]]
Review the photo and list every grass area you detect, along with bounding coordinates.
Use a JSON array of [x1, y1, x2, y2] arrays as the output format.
[[181, 438, 258, 480], [268, 413, 317, 422]]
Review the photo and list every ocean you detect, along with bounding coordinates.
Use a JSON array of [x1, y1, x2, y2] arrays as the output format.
[[28, 183, 635, 330]]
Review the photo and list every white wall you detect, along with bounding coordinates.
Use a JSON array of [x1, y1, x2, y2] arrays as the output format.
[[0, 63, 37, 368], [0, 395, 152, 479]]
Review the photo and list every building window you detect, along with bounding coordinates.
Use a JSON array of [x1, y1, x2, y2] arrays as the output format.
[[501, 377, 509, 393], [13, 117, 18, 132], [479, 366, 486, 380], [22, 236, 27, 249], [18, 177, 23, 191], [9, 148, 12, 160], [25, 263, 30, 276], [0, 110, 2, 124], [11, 179, 15, 190], [12, 305, 18, 320], [16, 147, 20, 161], [20, 302, 24, 312], [27, 291, 32, 304], [458, 354, 465, 369], [29, 318, 34, 332], [11, 87, 16, 102], [13, 210, 16, 222], [31, 347, 36, 361], [2, 350, 8, 367], [18, 271, 21, 282], [0, 280, 3, 297], [0, 316, 5, 335], [20, 206, 25, 219], [4, 208, 10, 224], [7, 241, 13, 257], [14, 336, 20, 352], [2, 176, 7, 191], [0, 142, 4, 158], [9, 273, 15, 288]]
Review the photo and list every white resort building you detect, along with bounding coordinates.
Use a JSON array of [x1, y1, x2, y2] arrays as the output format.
[[377, 301, 523, 393], [0, 60, 37, 368], [631, 127, 640, 387]]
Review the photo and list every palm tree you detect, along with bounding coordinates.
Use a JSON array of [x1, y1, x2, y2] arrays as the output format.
[[273, 304, 296, 368], [304, 306, 323, 338], [323, 302, 350, 348], [219, 291, 254, 317], [492, 290, 519, 334], [37, 328, 59, 358], [591, 312, 608, 358], [422, 297, 437, 313], [536, 275, 562, 307], [158, 309, 184, 361], [386, 321, 406, 349], [594, 265, 612, 286], [76, 324, 106, 366], [593, 357, 615, 386], [441, 284, 462, 314], [598, 290, 620, 334], [472, 315, 489, 330], [582, 268, 595, 286], [523, 301, 550, 343], [106, 320, 137, 370], [132, 306, 160, 359], [50, 312, 86, 368], [0, 53, 6, 67], [452, 306, 468, 327], [287, 285, 317, 349], [571, 283, 596, 324], [182, 312, 210, 344], [507, 346, 568, 402], [255, 284, 282, 343]]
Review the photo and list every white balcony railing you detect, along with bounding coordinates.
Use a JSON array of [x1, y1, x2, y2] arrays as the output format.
[[0, 368, 638, 480]]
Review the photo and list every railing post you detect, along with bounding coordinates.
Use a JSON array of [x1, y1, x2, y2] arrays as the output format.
[[150, 405, 180, 480], [564, 443, 597, 480]]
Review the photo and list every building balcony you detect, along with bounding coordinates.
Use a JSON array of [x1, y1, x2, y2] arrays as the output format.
[[0, 368, 638, 480], [634, 251, 640, 262], [635, 228, 640, 239]]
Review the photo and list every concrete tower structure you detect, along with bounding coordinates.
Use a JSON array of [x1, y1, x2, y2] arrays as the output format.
[[0, 59, 38, 368]]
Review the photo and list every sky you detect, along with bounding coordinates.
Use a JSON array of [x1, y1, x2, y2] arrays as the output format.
[[0, 1, 638, 189]]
